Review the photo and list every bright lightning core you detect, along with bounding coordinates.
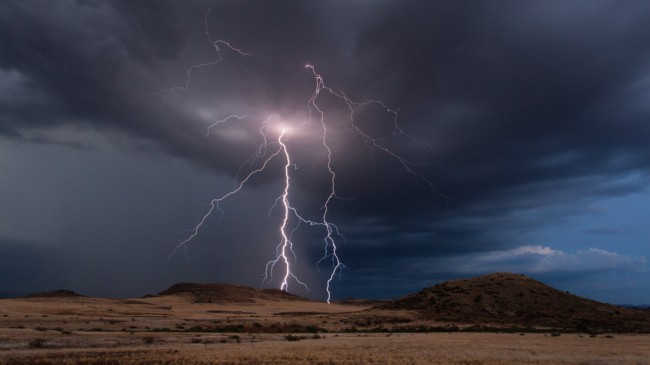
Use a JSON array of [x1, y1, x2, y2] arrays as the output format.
[[273, 123, 296, 136]]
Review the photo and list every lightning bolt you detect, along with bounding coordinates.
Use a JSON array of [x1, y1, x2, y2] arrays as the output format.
[[262, 127, 309, 292], [141, 9, 440, 303], [304, 66, 345, 303], [174, 120, 318, 294], [304, 64, 442, 301], [135, 8, 313, 296]]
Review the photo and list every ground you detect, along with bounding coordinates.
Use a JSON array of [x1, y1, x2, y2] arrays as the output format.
[[1, 294, 649, 364]]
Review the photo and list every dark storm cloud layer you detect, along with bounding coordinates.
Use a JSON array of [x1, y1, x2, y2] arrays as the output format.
[[2, 1, 650, 300]]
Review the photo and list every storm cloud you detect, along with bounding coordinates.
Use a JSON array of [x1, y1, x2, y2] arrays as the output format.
[[1, 0, 649, 303]]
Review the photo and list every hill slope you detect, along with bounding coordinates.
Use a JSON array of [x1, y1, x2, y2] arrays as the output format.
[[382, 272, 650, 331], [158, 283, 305, 303]]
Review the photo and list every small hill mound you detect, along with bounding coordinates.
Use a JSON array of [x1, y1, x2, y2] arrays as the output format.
[[158, 283, 305, 303], [382, 272, 650, 332], [25, 289, 85, 298]]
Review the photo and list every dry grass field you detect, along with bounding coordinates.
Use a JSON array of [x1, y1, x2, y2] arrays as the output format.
[[1, 292, 649, 365], [2, 331, 650, 365]]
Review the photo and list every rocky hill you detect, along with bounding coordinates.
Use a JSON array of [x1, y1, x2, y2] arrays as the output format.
[[381, 272, 650, 332], [157, 283, 306, 303]]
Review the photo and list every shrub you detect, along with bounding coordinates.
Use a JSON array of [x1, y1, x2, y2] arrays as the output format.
[[29, 339, 45, 348]]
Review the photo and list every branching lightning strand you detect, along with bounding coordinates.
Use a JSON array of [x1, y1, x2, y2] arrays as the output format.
[[169, 141, 283, 260], [132, 8, 251, 105], [305, 65, 441, 195]]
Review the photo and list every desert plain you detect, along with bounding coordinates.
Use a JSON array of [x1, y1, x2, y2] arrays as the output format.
[[1, 274, 649, 364]]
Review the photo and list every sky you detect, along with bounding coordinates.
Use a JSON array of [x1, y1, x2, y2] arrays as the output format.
[[1, 0, 649, 304]]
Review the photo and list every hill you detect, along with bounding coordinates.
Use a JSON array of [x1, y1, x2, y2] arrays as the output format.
[[381, 272, 650, 332], [157, 282, 306, 303], [25, 289, 85, 298]]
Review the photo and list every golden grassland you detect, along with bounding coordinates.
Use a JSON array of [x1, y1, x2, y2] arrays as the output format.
[[1, 295, 649, 364]]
